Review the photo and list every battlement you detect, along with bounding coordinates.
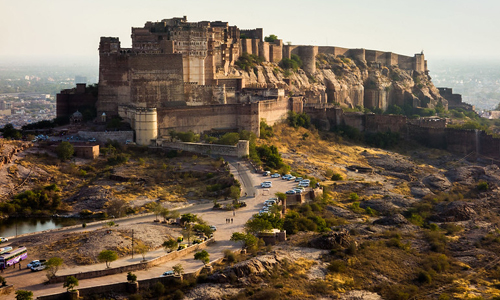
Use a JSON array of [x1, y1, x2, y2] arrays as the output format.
[[284, 45, 427, 74]]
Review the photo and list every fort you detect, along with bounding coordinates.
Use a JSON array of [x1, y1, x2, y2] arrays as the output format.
[[88, 16, 431, 145]]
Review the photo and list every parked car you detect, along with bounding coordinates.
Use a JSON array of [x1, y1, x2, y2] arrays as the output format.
[[263, 171, 270, 176], [0, 237, 8, 243], [209, 225, 217, 231], [177, 244, 188, 251], [271, 173, 280, 178], [282, 174, 291, 180], [161, 270, 175, 277], [261, 181, 272, 188], [295, 177, 303, 182], [287, 176, 296, 181], [31, 262, 47, 272], [27, 260, 46, 269], [286, 190, 297, 194]]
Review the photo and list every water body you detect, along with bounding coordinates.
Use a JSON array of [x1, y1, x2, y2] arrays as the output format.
[[0, 217, 94, 238]]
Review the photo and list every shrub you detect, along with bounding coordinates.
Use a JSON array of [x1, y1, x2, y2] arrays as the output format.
[[417, 270, 432, 284], [349, 193, 359, 201], [153, 282, 165, 296], [477, 181, 489, 191], [327, 260, 346, 273], [331, 173, 343, 181]]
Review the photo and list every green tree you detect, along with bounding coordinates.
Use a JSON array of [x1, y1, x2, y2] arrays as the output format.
[[63, 276, 79, 292], [56, 141, 74, 161], [194, 250, 210, 266], [163, 238, 178, 252], [264, 34, 278, 42], [127, 272, 137, 283], [180, 213, 198, 224], [229, 185, 241, 200], [2, 124, 22, 140], [217, 132, 240, 145], [135, 241, 149, 261], [182, 223, 194, 244], [45, 257, 63, 279], [244, 217, 273, 234], [230, 232, 259, 250], [15, 290, 33, 300], [97, 250, 118, 268], [173, 263, 184, 280]]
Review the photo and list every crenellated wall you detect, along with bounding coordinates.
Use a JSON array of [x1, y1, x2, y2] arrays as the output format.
[[282, 45, 427, 74]]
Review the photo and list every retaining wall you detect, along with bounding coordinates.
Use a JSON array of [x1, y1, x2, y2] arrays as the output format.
[[48, 239, 214, 284]]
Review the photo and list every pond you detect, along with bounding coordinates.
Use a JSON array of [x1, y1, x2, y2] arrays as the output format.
[[0, 217, 96, 238]]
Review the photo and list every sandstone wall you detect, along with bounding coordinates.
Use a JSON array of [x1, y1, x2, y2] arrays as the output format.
[[257, 98, 290, 126], [77, 131, 134, 144], [157, 103, 259, 136], [160, 140, 249, 157]]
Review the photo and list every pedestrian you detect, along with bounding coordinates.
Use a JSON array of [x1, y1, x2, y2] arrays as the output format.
[[231, 218, 233, 223], [19, 262, 21, 270], [233, 210, 235, 216]]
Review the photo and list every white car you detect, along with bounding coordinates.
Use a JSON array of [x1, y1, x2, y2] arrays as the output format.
[[209, 225, 217, 231], [27, 260, 43, 269], [287, 176, 296, 181], [286, 190, 297, 194], [0, 237, 8, 243], [263, 171, 270, 176], [282, 174, 291, 180], [271, 173, 280, 178], [261, 181, 272, 188]]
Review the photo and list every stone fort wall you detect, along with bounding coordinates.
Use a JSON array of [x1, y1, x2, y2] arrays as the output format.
[[283, 45, 426, 74]]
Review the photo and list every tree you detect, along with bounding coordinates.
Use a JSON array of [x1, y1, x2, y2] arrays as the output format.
[[152, 202, 163, 221], [63, 276, 79, 292], [193, 223, 214, 237], [98, 250, 118, 268], [180, 213, 197, 224], [135, 242, 149, 261], [56, 141, 74, 161], [182, 223, 194, 244], [160, 207, 170, 222], [229, 185, 241, 200], [45, 257, 63, 279], [2, 124, 22, 140], [230, 232, 258, 250], [194, 250, 210, 266], [244, 217, 273, 234], [127, 272, 137, 283], [264, 34, 278, 42], [15, 290, 33, 300], [172, 263, 184, 280], [163, 238, 178, 252]]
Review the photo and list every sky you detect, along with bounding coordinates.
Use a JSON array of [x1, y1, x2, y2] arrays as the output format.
[[1, 0, 500, 67]]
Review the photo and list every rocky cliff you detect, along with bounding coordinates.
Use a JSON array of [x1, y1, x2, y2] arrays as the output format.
[[231, 53, 446, 111]]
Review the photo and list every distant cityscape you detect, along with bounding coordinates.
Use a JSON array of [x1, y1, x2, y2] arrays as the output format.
[[430, 59, 500, 111], [0, 63, 97, 128], [1, 59, 499, 129]]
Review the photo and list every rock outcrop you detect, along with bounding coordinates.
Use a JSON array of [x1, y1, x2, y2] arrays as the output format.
[[309, 229, 355, 249], [235, 53, 445, 111]]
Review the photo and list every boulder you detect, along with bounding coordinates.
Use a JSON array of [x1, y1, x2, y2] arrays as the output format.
[[436, 201, 476, 222], [373, 214, 409, 226], [422, 174, 452, 192], [340, 290, 383, 300], [326, 206, 357, 219], [309, 229, 354, 249]]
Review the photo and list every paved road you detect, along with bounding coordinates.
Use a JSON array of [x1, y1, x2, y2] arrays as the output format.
[[1, 159, 300, 299]]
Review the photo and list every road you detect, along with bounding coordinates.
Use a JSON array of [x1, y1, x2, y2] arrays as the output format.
[[1, 159, 300, 299]]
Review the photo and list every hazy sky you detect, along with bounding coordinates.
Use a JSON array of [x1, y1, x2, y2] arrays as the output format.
[[1, 0, 499, 66]]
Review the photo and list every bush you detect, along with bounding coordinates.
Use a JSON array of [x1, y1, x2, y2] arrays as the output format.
[[477, 181, 489, 191], [153, 282, 165, 296], [327, 260, 346, 273], [331, 173, 343, 181]]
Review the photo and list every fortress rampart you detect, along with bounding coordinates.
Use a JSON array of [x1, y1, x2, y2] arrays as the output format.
[[284, 45, 427, 74]]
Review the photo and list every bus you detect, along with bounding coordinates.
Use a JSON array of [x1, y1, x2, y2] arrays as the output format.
[[0, 246, 27, 268], [0, 246, 12, 255]]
